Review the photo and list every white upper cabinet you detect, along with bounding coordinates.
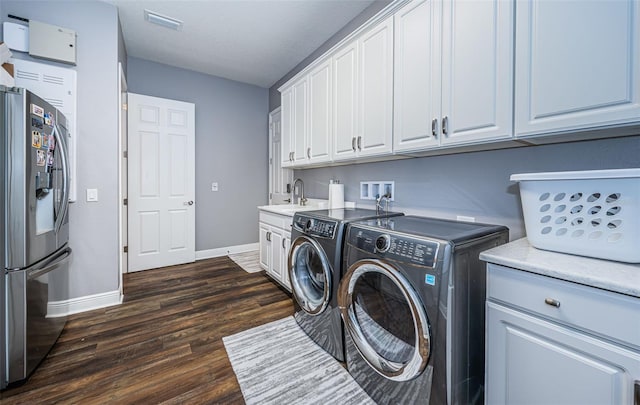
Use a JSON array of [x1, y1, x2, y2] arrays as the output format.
[[332, 15, 394, 161], [439, 0, 514, 146], [292, 78, 308, 165], [394, 0, 514, 153], [308, 59, 332, 164], [280, 86, 294, 168], [515, 0, 640, 137], [393, 0, 441, 152], [358, 15, 394, 157], [332, 41, 359, 161]]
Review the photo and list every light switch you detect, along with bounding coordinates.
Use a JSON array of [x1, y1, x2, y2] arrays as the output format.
[[86, 188, 98, 202], [211, 182, 219, 192]]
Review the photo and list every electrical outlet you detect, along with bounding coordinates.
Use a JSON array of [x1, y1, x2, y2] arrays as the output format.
[[211, 182, 219, 192], [86, 188, 98, 202]]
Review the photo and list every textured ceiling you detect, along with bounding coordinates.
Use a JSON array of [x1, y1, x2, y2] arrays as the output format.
[[108, 0, 376, 88]]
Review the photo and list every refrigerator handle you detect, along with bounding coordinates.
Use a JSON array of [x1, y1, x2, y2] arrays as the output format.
[[52, 124, 70, 234], [27, 246, 72, 280]]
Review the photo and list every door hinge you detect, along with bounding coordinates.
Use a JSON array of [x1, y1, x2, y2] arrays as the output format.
[[123, 151, 128, 158], [123, 198, 128, 205], [123, 246, 128, 253], [122, 103, 128, 111]]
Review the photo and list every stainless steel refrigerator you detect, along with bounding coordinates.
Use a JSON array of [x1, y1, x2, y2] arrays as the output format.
[[1, 86, 72, 389]]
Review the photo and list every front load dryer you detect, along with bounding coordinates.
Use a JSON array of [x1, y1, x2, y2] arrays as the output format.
[[287, 208, 403, 362], [338, 216, 508, 404]]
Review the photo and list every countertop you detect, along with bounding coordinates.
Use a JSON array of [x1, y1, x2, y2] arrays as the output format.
[[258, 200, 355, 217], [480, 238, 640, 298]]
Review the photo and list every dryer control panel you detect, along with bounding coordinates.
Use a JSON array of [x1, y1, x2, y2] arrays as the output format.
[[349, 227, 439, 268], [293, 215, 337, 239]]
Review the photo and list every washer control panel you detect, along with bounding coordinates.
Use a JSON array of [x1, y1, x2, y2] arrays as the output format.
[[350, 227, 439, 268], [293, 215, 337, 239]]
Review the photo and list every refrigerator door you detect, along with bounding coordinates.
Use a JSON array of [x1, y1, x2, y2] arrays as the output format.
[[1, 88, 5, 390], [6, 245, 72, 384], [4, 88, 70, 269]]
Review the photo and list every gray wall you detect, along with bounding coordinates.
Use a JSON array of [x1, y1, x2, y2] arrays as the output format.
[[2, 1, 122, 298], [126, 57, 269, 251], [295, 136, 640, 239], [268, 0, 391, 111]]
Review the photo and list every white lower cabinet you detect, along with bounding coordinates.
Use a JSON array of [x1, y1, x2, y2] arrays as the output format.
[[486, 264, 640, 404], [258, 211, 292, 291]]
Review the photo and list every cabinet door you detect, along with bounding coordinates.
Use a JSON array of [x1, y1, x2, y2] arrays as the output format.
[[486, 302, 640, 405], [440, 0, 513, 145], [292, 78, 308, 165], [281, 232, 291, 290], [393, 0, 441, 152], [269, 229, 283, 281], [332, 42, 359, 161], [280, 87, 294, 167], [308, 60, 332, 164], [515, 0, 640, 137], [258, 224, 270, 271], [359, 16, 394, 157]]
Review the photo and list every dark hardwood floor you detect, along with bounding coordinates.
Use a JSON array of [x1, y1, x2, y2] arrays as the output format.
[[1, 257, 294, 404]]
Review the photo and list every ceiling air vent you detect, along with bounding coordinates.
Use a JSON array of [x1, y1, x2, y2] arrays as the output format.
[[143, 10, 183, 31]]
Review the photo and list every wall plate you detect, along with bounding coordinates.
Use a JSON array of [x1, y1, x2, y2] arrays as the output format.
[[360, 181, 394, 201]]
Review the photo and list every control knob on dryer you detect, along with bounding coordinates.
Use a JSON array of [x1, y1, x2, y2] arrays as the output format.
[[375, 234, 391, 252], [305, 219, 315, 232]]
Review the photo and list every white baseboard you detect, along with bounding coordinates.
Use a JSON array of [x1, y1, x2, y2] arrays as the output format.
[[47, 289, 123, 317], [196, 242, 259, 260]]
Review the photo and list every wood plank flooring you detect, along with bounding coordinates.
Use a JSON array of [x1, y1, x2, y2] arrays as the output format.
[[1, 257, 294, 404]]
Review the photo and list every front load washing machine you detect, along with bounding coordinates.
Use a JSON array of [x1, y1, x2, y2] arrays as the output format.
[[338, 216, 508, 404], [287, 208, 403, 362]]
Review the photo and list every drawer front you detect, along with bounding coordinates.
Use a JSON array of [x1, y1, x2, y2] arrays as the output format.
[[487, 263, 640, 349], [259, 212, 292, 230]]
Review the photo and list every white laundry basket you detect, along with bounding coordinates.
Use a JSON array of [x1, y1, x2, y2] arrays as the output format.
[[511, 168, 640, 263]]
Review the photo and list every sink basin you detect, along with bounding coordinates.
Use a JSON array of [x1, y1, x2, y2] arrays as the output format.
[[258, 200, 329, 216]]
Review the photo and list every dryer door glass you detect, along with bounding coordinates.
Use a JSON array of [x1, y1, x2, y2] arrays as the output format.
[[338, 259, 431, 382], [288, 236, 332, 315]]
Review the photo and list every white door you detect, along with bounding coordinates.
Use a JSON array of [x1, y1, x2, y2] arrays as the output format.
[[308, 59, 332, 164], [280, 87, 294, 168], [269, 108, 292, 204], [128, 93, 195, 272], [293, 78, 308, 165], [332, 41, 359, 161], [393, 0, 441, 152], [515, 0, 640, 137], [440, 0, 514, 146], [358, 15, 394, 157]]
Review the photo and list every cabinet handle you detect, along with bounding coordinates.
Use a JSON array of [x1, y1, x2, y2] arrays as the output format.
[[307, 147, 311, 159], [291, 151, 295, 161], [357, 136, 362, 151], [442, 116, 449, 136], [544, 298, 561, 308], [634, 381, 639, 405], [351, 137, 356, 152], [282, 238, 286, 249], [266, 231, 271, 242], [431, 118, 438, 137]]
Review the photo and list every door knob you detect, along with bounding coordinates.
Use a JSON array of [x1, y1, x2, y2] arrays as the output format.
[[184, 200, 194, 206]]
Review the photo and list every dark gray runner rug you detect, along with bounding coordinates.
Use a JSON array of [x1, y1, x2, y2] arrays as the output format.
[[223, 316, 375, 405]]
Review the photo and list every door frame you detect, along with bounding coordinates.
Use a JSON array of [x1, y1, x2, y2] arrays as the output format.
[[117, 62, 127, 296]]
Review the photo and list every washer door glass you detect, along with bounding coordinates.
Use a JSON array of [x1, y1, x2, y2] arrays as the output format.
[[338, 259, 431, 382], [288, 235, 332, 315]]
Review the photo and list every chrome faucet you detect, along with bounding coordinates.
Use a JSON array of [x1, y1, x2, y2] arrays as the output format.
[[292, 178, 307, 206], [376, 192, 392, 216]]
